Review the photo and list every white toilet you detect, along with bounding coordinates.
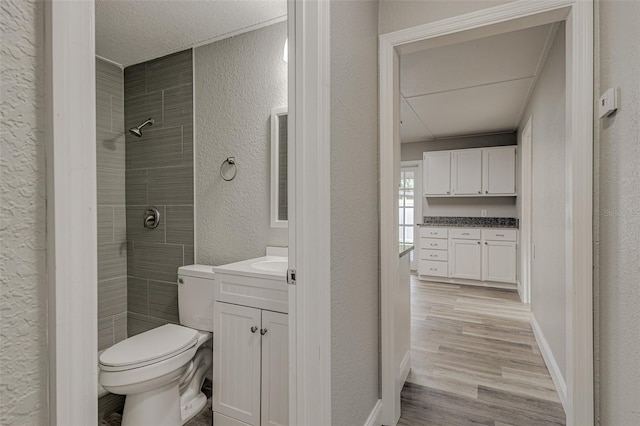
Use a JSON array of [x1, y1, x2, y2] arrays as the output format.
[[99, 265, 216, 426]]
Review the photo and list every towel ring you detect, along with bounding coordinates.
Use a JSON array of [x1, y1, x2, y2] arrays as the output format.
[[220, 157, 237, 181]]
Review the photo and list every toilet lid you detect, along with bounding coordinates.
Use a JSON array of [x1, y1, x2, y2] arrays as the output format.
[[99, 324, 198, 369]]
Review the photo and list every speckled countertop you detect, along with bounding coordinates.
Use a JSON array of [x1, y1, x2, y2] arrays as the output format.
[[417, 217, 519, 229], [399, 243, 414, 258]]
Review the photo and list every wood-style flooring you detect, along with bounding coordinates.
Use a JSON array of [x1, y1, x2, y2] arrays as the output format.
[[399, 276, 565, 426]]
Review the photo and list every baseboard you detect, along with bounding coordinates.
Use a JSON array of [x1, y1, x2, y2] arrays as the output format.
[[530, 313, 567, 411], [399, 350, 411, 386], [364, 399, 383, 426]]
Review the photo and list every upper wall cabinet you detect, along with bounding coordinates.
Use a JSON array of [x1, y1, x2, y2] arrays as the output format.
[[482, 146, 516, 195], [423, 146, 516, 197], [423, 151, 451, 196]]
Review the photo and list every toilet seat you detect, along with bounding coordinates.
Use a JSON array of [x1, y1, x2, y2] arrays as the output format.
[[100, 324, 198, 372]]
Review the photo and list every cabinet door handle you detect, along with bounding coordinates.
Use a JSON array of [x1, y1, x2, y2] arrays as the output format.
[[477, 241, 481, 244], [485, 242, 488, 245], [260, 328, 268, 335], [251, 326, 258, 333], [485, 191, 488, 194], [496, 234, 504, 237], [478, 191, 481, 194]]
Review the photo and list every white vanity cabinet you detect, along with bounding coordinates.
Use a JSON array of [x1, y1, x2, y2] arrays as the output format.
[[213, 264, 289, 426]]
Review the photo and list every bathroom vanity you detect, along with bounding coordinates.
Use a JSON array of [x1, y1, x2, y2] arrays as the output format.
[[212, 251, 289, 426]]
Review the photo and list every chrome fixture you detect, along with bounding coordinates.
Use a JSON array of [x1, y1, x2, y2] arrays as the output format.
[[129, 118, 154, 137], [143, 207, 161, 229]]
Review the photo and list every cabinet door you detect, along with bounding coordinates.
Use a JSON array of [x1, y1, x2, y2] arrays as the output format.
[[449, 239, 482, 280], [451, 150, 482, 195], [482, 146, 516, 195], [423, 152, 451, 196], [261, 311, 289, 426], [214, 302, 262, 426], [482, 241, 517, 283]]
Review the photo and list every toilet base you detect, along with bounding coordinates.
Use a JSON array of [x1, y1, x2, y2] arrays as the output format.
[[122, 380, 182, 426], [181, 392, 207, 424]]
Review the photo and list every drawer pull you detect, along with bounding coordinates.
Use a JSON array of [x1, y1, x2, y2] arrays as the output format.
[[496, 234, 504, 237], [430, 255, 437, 257], [477, 241, 480, 244], [430, 268, 437, 271], [430, 243, 437, 246], [251, 326, 258, 333], [430, 232, 437, 235], [462, 232, 469, 235]]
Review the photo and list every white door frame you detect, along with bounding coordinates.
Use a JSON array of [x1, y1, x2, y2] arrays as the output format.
[[46, 0, 332, 424], [400, 160, 423, 271], [379, 1, 593, 425], [520, 116, 533, 304]]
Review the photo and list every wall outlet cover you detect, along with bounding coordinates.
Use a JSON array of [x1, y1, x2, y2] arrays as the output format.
[[481, 210, 488, 217]]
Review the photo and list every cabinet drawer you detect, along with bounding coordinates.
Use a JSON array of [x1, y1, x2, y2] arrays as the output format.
[[419, 260, 448, 277], [481, 229, 517, 242], [421, 249, 448, 261], [449, 228, 481, 240], [419, 227, 448, 239], [421, 238, 448, 250]]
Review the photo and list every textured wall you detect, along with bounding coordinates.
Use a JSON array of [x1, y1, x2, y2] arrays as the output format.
[[518, 25, 567, 380], [123, 49, 194, 336], [330, 1, 381, 424], [402, 133, 518, 218], [194, 22, 288, 266], [595, 1, 640, 424], [0, 0, 48, 424], [96, 58, 128, 350]]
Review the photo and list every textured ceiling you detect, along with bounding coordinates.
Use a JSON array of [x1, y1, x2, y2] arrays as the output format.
[[400, 23, 557, 143], [96, 0, 287, 67]]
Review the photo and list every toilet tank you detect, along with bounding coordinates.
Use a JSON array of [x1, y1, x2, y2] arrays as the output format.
[[177, 265, 215, 332]]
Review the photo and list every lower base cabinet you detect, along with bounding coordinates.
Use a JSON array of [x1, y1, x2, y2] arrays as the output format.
[[213, 302, 288, 426]]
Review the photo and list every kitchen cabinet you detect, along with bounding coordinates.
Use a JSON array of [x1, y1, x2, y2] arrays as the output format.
[[449, 239, 482, 280], [482, 146, 517, 195], [451, 149, 483, 195], [482, 240, 517, 283], [213, 302, 288, 426], [422, 146, 517, 197], [423, 151, 451, 196]]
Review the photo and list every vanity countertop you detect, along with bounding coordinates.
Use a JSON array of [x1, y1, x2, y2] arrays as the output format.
[[399, 244, 414, 258], [213, 255, 288, 280]]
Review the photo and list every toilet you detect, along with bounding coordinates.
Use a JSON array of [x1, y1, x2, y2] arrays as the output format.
[[99, 265, 216, 426]]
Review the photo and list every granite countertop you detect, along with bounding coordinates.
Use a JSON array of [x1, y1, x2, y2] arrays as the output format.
[[399, 243, 414, 258], [417, 216, 519, 229]]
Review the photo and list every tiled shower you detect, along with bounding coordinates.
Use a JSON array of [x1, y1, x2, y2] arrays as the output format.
[[96, 49, 194, 352]]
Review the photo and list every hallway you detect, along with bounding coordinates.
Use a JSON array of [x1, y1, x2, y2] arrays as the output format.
[[399, 276, 565, 425]]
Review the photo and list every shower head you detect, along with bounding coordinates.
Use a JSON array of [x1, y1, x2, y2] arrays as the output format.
[[129, 118, 154, 137]]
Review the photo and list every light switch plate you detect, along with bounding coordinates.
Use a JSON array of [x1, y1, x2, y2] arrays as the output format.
[[598, 88, 618, 118]]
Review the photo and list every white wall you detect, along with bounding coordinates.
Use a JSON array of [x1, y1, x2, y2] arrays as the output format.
[[518, 24, 567, 380], [330, 1, 380, 424], [194, 22, 288, 266], [0, 0, 49, 424], [402, 134, 518, 218], [595, 1, 640, 424]]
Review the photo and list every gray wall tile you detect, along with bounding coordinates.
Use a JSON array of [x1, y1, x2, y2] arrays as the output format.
[[97, 168, 125, 205], [98, 242, 127, 282], [126, 169, 148, 205], [98, 276, 127, 319], [112, 96, 124, 132], [126, 126, 183, 169], [97, 90, 112, 132], [113, 312, 127, 343], [148, 280, 179, 323], [128, 241, 184, 283], [98, 207, 114, 245], [124, 63, 146, 98], [163, 85, 193, 127], [125, 91, 163, 131], [97, 131, 125, 170], [128, 312, 167, 337], [146, 50, 193, 93], [182, 124, 193, 165], [127, 277, 148, 315], [166, 205, 194, 245], [98, 317, 114, 351], [96, 59, 124, 97], [126, 205, 166, 243], [148, 166, 193, 205], [114, 206, 127, 243], [184, 245, 194, 265]]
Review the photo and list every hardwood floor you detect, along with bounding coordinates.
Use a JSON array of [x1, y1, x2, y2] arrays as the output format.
[[399, 276, 565, 426]]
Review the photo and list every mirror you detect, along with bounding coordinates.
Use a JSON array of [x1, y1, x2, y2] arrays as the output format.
[[271, 107, 288, 228]]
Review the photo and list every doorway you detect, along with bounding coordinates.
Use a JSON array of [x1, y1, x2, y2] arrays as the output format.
[[379, 2, 593, 425], [400, 161, 423, 271]]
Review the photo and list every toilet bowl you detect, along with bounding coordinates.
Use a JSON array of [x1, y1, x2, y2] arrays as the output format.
[[99, 265, 216, 426]]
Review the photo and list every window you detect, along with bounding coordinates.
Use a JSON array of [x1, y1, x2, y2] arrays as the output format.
[[399, 170, 415, 262]]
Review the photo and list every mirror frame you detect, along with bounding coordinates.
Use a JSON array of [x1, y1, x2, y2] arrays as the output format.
[[271, 106, 288, 228]]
